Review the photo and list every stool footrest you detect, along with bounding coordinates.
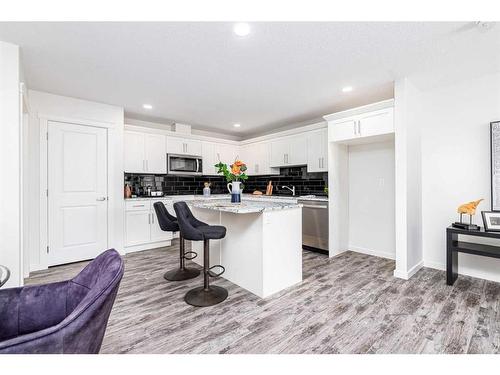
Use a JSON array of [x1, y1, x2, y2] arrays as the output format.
[[183, 251, 197, 260], [208, 265, 225, 278]]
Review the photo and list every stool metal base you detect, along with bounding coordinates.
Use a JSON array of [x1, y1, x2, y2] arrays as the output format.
[[184, 285, 228, 307], [164, 267, 200, 281]]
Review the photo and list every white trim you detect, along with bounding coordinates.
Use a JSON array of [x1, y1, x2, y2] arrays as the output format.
[[125, 121, 328, 147], [38, 116, 121, 270], [323, 99, 395, 122], [125, 124, 240, 145], [124, 240, 173, 254], [240, 121, 327, 145], [348, 245, 395, 260], [393, 260, 423, 280], [423, 259, 500, 284]]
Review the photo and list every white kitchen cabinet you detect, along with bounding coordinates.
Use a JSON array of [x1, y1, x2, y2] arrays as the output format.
[[241, 142, 279, 176], [125, 210, 151, 246], [307, 128, 328, 172], [124, 131, 166, 173], [329, 107, 394, 143], [270, 135, 307, 167], [125, 199, 174, 251], [166, 136, 202, 156], [124, 131, 145, 173], [201, 141, 218, 175], [215, 143, 238, 166], [144, 134, 167, 174]]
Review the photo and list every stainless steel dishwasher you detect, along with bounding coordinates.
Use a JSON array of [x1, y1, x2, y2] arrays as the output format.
[[298, 198, 329, 254]]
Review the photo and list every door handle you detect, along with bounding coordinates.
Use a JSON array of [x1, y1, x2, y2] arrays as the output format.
[[96, 197, 107, 201]]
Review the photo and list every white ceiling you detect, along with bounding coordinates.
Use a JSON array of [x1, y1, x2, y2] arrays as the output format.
[[1, 22, 499, 137]]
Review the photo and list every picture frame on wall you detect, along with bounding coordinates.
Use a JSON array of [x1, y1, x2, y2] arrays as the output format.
[[482, 211, 500, 232], [490, 121, 500, 211]]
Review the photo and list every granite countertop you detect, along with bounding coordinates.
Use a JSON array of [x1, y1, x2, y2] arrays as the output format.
[[125, 194, 328, 202], [187, 198, 302, 214]]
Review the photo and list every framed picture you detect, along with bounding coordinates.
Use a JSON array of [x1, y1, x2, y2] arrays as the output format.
[[490, 121, 500, 211], [482, 211, 500, 231]]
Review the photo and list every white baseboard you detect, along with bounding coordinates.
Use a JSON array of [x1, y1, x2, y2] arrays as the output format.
[[125, 240, 172, 254], [424, 259, 500, 283], [393, 260, 424, 280], [348, 245, 395, 260]]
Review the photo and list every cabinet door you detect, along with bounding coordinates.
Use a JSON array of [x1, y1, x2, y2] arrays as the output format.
[[125, 210, 151, 246], [330, 118, 358, 142], [124, 131, 145, 173], [201, 141, 218, 175], [288, 135, 307, 165], [144, 134, 166, 174], [240, 144, 256, 175], [186, 139, 202, 156], [307, 128, 328, 172], [270, 139, 288, 167], [215, 143, 237, 166], [358, 108, 394, 138], [307, 130, 323, 172], [150, 201, 174, 242], [166, 136, 185, 155]]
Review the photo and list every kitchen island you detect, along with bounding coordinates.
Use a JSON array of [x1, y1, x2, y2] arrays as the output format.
[[188, 198, 303, 298]]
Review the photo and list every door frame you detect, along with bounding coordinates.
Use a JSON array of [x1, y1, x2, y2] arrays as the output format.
[[38, 115, 120, 270]]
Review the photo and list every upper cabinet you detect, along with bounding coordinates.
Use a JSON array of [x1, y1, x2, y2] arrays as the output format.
[[201, 141, 240, 176], [270, 134, 307, 167], [306, 128, 328, 172], [215, 143, 238, 166], [241, 142, 279, 176], [201, 141, 218, 176], [124, 131, 166, 174], [328, 106, 394, 143], [166, 136, 202, 156]]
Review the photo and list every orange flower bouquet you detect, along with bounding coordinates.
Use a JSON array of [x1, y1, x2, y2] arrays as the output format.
[[215, 158, 248, 182]]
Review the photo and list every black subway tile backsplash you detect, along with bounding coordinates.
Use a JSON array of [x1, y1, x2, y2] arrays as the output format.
[[125, 167, 327, 197]]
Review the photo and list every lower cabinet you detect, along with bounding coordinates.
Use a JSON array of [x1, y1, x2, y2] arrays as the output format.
[[125, 199, 174, 251]]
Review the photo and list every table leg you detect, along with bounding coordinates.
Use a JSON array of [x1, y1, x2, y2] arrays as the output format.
[[446, 232, 458, 285]]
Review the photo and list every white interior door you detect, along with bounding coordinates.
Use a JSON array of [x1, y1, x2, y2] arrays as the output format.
[[48, 121, 108, 266]]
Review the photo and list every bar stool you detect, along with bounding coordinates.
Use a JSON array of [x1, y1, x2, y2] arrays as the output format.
[[153, 202, 200, 281], [173, 201, 228, 307]]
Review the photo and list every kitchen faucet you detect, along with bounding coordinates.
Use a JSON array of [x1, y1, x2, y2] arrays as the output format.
[[282, 185, 296, 196]]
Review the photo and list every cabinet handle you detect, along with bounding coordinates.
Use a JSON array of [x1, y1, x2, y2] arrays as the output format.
[[353, 122, 357, 136], [133, 204, 145, 207], [148, 213, 151, 224], [357, 120, 361, 136], [151, 213, 154, 224]]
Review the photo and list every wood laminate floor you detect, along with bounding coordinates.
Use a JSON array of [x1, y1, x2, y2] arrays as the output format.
[[26, 240, 500, 354]]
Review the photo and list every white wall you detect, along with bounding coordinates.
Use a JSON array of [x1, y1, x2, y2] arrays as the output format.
[[393, 78, 423, 279], [348, 140, 395, 259], [0, 41, 22, 287], [419, 72, 500, 282], [27, 90, 124, 272]]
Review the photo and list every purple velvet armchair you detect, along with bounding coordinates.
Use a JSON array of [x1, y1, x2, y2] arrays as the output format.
[[0, 249, 124, 354]]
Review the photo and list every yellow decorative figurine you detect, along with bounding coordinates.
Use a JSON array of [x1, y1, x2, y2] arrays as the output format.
[[453, 199, 483, 230]]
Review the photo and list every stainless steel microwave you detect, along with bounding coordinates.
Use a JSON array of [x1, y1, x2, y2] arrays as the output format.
[[167, 154, 203, 175]]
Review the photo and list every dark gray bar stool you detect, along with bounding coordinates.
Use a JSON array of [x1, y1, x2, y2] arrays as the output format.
[[153, 202, 200, 281], [173, 201, 228, 307]]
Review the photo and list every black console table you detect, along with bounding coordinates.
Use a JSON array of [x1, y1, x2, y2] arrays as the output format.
[[446, 226, 500, 285]]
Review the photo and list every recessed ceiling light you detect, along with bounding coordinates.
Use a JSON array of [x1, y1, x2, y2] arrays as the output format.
[[233, 23, 250, 37], [143, 104, 153, 110], [233, 123, 241, 128], [342, 86, 353, 93]]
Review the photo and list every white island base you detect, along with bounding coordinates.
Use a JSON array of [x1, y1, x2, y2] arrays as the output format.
[[189, 202, 303, 298]]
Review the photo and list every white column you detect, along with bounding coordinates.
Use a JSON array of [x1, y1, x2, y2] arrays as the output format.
[[0, 41, 22, 287]]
